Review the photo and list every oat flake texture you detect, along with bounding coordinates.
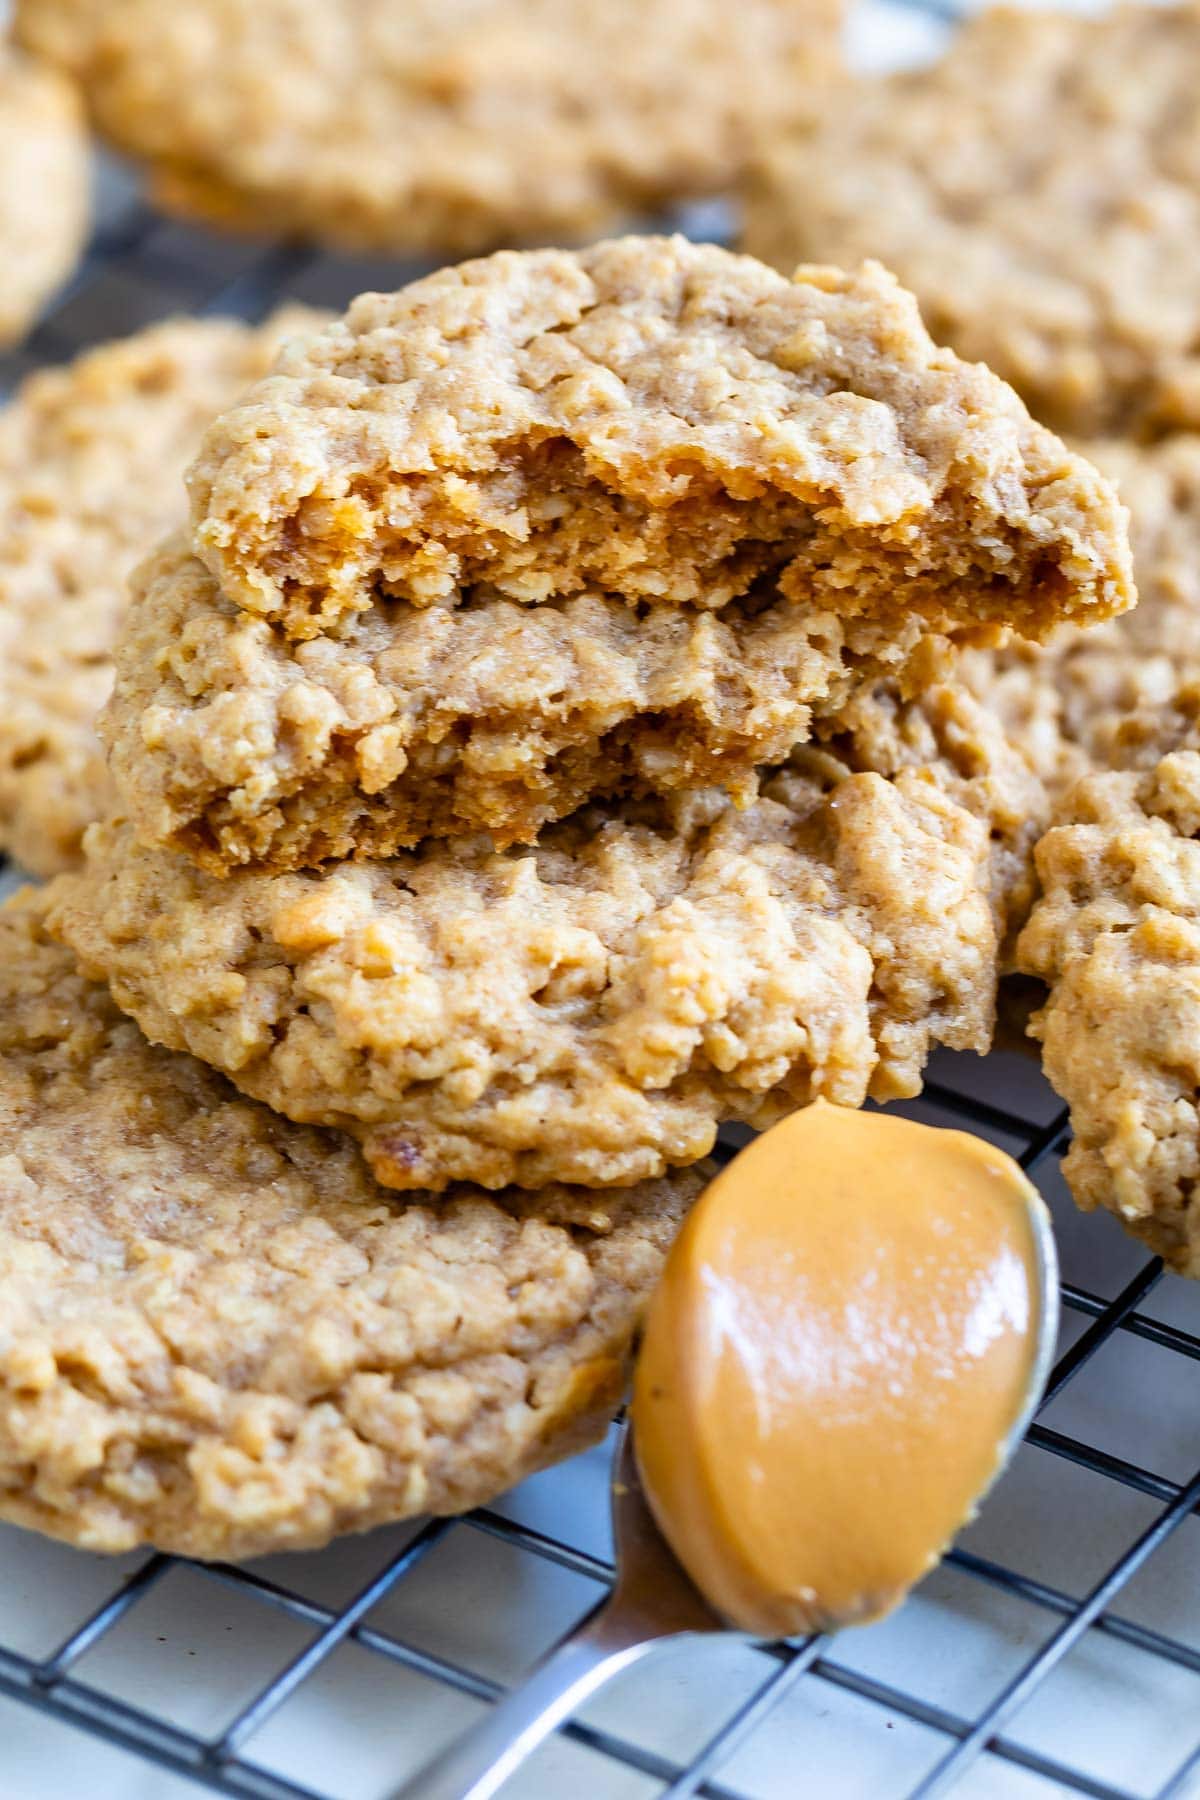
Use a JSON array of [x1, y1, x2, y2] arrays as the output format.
[[56, 671, 1036, 1194], [0, 309, 326, 877], [963, 436, 1200, 805], [110, 239, 1129, 873], [0, 885, 704, 1558]]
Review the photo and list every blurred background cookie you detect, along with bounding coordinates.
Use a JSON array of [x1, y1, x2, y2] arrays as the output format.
[[17, 0, 842, 255], [745, 4, 1200, 437], [0, 41, 88, 344]]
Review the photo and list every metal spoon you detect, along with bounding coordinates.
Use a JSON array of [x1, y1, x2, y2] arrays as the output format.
[[395, 1180, 1059, 1800]]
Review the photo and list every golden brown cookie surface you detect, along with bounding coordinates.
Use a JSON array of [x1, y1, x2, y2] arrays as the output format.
[[55, 682, 1028, 1193], [101, 534, 944, 873], [187, 240, 1131, 640], [815, 649, 1048, 957], [110, 241, 1128, 874], [0, 884, 703, 1558], [963, 436, 1200, 801]]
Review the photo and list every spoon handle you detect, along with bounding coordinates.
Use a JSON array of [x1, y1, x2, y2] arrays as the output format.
[[389, 1596, 663, 1800]]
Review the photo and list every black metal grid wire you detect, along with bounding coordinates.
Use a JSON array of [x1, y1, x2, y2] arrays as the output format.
[[3, 2, 1200, 1793]]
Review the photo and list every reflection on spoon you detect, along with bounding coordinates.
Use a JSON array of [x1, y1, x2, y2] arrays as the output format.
[[392, 1105, 1058, 1800], [632, 1099, 1058, 1638]]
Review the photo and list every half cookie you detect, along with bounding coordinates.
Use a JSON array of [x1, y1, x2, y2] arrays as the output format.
[[108, 239, 1130, 872], [0, 309, 325, 876], [1018, 685, 1200, 1275], [0, 885, 703, 1559], [55, 687, 1020, 1194]]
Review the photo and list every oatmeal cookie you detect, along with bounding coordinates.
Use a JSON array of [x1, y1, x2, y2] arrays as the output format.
[[187, 242, 1130, 640], [0, 44, 88, 345], [1018, 684, 1200, 1274], [745, 4, 1200, 438], [816, 644, 1048, 953], [963, 437, 1200, 799], [0, 884, 703, 1559], [15, 0, 840, 255], [55, 712, 1010, 1194], [0, 308, 326, 878], [102, 535, 960, 875], [113, 240, 1128, 872]]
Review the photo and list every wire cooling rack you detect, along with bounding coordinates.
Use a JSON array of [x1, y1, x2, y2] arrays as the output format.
[[2, 2, 1200, 1795]]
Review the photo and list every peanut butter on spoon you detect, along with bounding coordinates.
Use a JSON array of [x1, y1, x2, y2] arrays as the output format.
[[632, 1099, 1058, 1639]]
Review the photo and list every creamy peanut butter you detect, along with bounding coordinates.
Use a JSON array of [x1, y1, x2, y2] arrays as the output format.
[[632, 1100, 1052, 1638]]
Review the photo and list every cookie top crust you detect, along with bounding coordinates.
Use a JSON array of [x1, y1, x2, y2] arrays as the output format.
[[0, 44, 88, 344], [1017, 686, 1200, 1275], [14, 0, 840, 255], [963, 436, 1200, 800], [0, 883, 702, 1559], [745, 4, 1200, 437], [185, 239, 1133, 644], [0, 309, 326, 877], [54, 686, 1017, 1193]]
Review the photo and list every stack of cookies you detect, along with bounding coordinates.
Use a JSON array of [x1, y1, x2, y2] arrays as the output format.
[[0, 236, 1133, 1560], [57, 239, 1132, 1196]]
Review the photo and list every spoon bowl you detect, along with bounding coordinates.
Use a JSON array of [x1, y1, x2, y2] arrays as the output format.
[[394, 1137, 1060, 1799]]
